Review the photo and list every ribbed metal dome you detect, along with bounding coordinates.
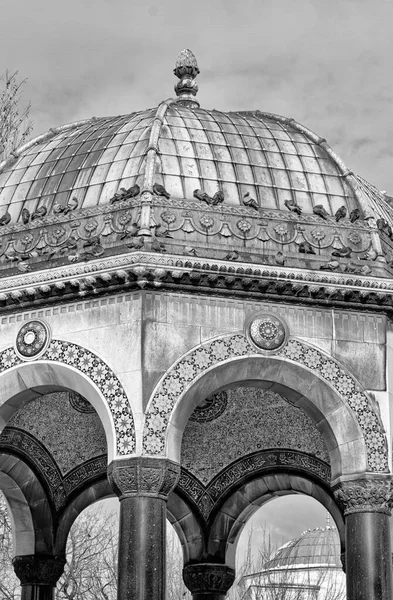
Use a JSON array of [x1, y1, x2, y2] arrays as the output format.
[[265, 526, 341, 569], [0, 104, 364, 222]]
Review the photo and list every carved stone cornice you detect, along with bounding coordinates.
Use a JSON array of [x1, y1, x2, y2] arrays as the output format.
[[107, 457, 180, 500], [12, 554, 66, 586], [333, 477, 393, 516], [0, 251, 392, 315], [183, 563, 235, 595]]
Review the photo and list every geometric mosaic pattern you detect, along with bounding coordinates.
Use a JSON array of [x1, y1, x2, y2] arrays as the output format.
[[0, 340, 135, 455], [142, 334, 388, 472]]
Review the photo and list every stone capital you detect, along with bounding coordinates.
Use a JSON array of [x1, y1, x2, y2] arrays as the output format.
[[107, 456, 180, 500], [333, 477, 393, 516], [12, 554, 66, 587], [183, 564, 235, 595]]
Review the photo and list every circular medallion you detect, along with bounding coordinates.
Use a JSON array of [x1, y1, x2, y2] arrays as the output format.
[[189, 391, 228, 423], [249, 315, 286, 351], [15, 319, 50, 360]]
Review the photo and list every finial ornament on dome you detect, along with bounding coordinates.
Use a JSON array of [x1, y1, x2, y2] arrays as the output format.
[[174, 49, 200, 108]]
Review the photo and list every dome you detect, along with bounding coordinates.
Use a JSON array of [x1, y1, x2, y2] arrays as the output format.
[[0, 49, 392, 281], [265, 526, 341, 570]]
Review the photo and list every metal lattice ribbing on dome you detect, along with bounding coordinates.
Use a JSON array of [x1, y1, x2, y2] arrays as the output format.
[[174, 49, 200, 108]]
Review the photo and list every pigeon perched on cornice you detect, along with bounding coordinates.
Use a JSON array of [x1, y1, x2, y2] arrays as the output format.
[[313, 205, 329, 220], [193, 189, 213, 205], [274, 251, 285, 266], [335, 206, 347, 222], [319, 260, 340, 271], [153, 183, 170, 199], [0, 211, 11, 226], [331, 246, 352, 258], [298, 241, 315, 254], [21, 208, 30, 224], [128, 237, 144, 250], [154, 224, 173, 238], [242, 193, 259, 211], [284, 199, 302, 215], [359, 248, 377, 261], [124, 184, 140, 199], [151, 238, 166, 252], [224, 250, 239, 261], [349, 208, 361, 223], [31, 206, 47, 221], [212, 190, 224, 205]]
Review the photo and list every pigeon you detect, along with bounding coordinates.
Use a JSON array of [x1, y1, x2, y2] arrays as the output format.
[[109, 190, 126, 205], [298, 241, 315, 254], [335, 206, 347, 222], [242, 193, 259, 211], [212, 190, 224, 205], [154, 224, 172, 238], [360, 265, 372, 276], [224, 250, 239, 261], [193, 189, 213, 205], [83, 235, 101, 248], [151, 238, 166, 252], [284, 199, 302, 216], [320, 260, 340, 272], [313, 205, 329, 220], [0, 211, 11, 226], [128, 237, 144, 250], [120, 222, 139, 240], [360, 249, 377, 261], [123, 184, 140, 200], [185, 246, 198, 256], [275, 251, 285, 266], [54, 196, 79, 215], [332, 246, 352, 258], [153, 183, 170, 199], [31, 206, 47, 221], [21, 208, 30, 225], [349, 208, 361, 223], [376, 218, 387, 231], [18, 262, 30, 273]]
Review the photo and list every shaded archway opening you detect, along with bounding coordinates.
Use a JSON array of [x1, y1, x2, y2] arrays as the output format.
[[0, 362, 117, 461], [232, 495, 346, 600], [167, 356, 368, 480], [0, 456, 53, 556]]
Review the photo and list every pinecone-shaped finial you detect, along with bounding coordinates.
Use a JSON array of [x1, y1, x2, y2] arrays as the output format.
[[174, 49, 200, 107]]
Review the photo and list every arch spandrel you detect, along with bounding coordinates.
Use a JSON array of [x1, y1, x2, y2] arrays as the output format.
[[142, 334, 388, 479], [0, 339, 136, 462]]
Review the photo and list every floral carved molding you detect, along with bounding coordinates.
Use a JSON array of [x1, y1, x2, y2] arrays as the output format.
[[0, 340, 135, 456], [143, 334, 388, 472]]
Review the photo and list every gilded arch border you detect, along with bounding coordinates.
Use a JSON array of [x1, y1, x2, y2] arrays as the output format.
[[142, 334, 388, 472], [0, 339, 135, 456]]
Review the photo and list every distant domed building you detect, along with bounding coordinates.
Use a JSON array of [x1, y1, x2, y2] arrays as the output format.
[[241, 525, 345, 600], [0, 49, 391, 600]]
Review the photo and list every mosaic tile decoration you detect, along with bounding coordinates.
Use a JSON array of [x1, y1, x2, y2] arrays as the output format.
[[0, 340, 135, 455], [143, 334, 388, 472]]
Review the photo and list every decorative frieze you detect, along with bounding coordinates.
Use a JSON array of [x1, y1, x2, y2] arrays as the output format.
[[333, 477, 393, 515], [107, 457, 180, 500]]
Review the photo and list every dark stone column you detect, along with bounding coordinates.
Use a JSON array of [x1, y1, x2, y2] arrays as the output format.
[[334, 476, 393, 600], [183, 563, 236, 600], [108, 456, 180, 600], [12, 555, 65, 600]]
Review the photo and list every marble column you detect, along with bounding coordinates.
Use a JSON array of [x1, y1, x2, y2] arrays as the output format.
[[334, 476, 393, 600], [108, 456, 180, 600], [183, 563, 236, 600], [12, 554, 66, 600]]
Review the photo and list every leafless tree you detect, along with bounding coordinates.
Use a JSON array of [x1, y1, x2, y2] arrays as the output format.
[[0, 71, 33, 162], [0, 494, 20, 599]]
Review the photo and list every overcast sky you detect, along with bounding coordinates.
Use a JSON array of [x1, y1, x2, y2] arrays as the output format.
[[2, 0, 392, 190]]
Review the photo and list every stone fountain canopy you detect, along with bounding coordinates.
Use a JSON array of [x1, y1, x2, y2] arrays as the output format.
[[0, 49, 392, 285]]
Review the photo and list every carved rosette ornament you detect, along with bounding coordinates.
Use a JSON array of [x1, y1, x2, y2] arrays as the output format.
[[333, 477, 393, 516], [12, 554, 66, 586], [107, 457, 180, 500], [183, 564, 235, 596], [248, 314, 287, 352], [15, 319, 51, 360]]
